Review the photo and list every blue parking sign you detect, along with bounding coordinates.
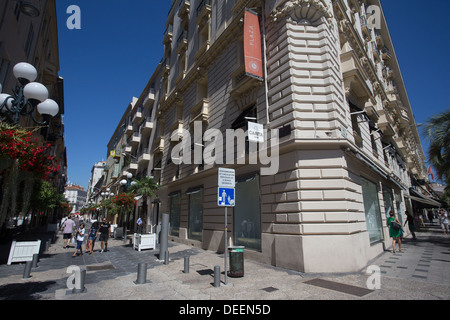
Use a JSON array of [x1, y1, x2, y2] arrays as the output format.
[[218, 187, 235, 207]]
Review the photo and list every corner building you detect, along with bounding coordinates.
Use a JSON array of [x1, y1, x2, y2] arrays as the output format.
[[119, 0, 428, 273]]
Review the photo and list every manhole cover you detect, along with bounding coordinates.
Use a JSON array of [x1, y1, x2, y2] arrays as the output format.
[[304, 278, 373, 297], [86, 264, 115, 271]]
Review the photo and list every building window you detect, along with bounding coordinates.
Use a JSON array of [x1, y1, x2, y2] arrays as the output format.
[[169, 191, 181, 237], [25, 24, 34, 58], [361, 177, 384, 244], [187, 187, 203, 241], [234, 174, 261, 251]]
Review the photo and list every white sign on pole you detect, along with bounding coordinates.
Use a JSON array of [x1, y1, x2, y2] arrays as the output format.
[[218, 168, 235, 188], [247, 121, 264, 143]]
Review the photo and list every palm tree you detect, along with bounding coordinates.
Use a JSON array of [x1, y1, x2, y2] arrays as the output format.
[[128, 176, 160, 231], [424, 108, 450, 187]]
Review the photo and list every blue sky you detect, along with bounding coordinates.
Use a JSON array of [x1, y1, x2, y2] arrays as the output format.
[[56, 0, 449, 189]]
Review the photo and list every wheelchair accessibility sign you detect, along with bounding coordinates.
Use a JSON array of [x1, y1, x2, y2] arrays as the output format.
[[218, 187, 235, 207]]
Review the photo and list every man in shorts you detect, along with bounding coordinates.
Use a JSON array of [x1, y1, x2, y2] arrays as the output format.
[[61, 216, 75, 248], [99, 218, 111, 252]]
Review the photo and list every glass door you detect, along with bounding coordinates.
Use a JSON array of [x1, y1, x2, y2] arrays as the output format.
[[233, 174, 261, 250]]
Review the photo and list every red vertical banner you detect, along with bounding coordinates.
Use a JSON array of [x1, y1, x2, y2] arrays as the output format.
[[244, 9, 263, 80]]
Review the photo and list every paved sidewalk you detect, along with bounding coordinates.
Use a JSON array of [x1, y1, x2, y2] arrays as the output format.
[[0, 224, 449, 303]]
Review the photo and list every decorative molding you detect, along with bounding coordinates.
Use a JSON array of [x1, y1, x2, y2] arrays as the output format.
[[272, 0, 334, 26]]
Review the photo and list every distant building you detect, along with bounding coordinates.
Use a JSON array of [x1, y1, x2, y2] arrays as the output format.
[[64, 184, 87, 214], [87, 161, 106, 204]]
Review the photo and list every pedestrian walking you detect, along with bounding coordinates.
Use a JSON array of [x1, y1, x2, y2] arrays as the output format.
[[87, 221, 100, 254], [404, 211, 417, 239], [137, 216, 143, 234], [419, 214, 425, 227], [438, 209, 449, 235], [72, 223, 85, 257], [99, 218, 111, 253], [387, 211, 402, 253], [61, 215, 76, 249]]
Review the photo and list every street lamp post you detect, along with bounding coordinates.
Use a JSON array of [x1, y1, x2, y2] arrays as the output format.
[[0, 62, 59, 125], [101, 188, 114, 220]]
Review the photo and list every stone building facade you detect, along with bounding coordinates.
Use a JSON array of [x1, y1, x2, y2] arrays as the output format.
[[105, 0, 429, 273]]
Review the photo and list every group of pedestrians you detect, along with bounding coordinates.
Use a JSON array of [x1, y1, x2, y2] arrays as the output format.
[[387, 209, 449, 253], [60, 216, 112, 257]]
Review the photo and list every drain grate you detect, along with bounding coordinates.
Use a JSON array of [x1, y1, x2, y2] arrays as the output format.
[[86, 264, 115, 271], [304, 278, 374, 297]]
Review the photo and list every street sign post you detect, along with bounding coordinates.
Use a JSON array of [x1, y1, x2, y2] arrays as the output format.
[[218, 187, 235, 207], [218, 168, 235, 285]]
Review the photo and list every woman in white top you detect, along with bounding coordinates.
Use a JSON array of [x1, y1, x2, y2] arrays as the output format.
[[73, 223, 85, 257], [439, 210, 449, 235]]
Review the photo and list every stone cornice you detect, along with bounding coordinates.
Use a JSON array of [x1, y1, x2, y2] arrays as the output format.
[[272, 0, 334, 25]]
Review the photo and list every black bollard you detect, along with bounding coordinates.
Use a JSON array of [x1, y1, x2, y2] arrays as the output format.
[[184, 256, 189, 273], [23, 261, 32, 279], [214, 265, 220, 287], [134, 263, 148, 284], [32, 253, 39, 268]]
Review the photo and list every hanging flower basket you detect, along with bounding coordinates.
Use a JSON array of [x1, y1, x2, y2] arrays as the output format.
[[0, 123, 60, 179]]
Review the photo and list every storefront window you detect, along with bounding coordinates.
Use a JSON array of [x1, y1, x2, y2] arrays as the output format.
[[188, 187, 203, 241], [382, 185, 394, 219], [361, 178, 384, 243], [234, 174, 261, 251], [169, 192, 181, 237]]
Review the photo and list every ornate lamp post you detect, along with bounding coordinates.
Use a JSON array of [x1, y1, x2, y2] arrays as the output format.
[[0, 62, 59, 125]]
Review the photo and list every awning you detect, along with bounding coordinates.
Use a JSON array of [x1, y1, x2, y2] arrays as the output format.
[[405, 189, 441, 208]]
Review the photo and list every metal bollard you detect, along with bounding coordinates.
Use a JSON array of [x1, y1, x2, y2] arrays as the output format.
[[32, 253, 39, 268], [214, 265, 221, 287], [184, 256, 189, 273], [72, 268, 86, 294], [23, 261, 33, 279], [134, 263, 148, 284], [45, 240, 50, 252]]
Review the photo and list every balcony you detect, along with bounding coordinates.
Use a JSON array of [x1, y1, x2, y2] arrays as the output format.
[[178, 0, 190, 18], [360, 16, 371, 40], [126, 124, 133, 135], [162, 58, 170, 78], [140, 117, 154, 135], [190, 98, 209, 124], [170, 120, 184, 141], [371, 42, 380, 62], [123, 159, 138, 174], [381, 46, 392, 61], [130, 132, 141, 145], [374, 29, 383, 47], [377, 109, 395, 137], [398, 106, 410, 128], [153, 136, 165, 154], [163, 24, 173, 45], [132, 107, 143, 123], [177, 30, 188, 54], [196, 0, 211, 25], [143, 89, 155, 109], [138, 148, 151, 165]]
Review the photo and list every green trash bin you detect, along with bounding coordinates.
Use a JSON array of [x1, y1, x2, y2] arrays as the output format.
[[228, 246, 244, 277]]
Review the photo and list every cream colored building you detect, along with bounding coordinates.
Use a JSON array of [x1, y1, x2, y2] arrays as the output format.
[[0, 0, 67, 193], [104, 0, 434, 273]]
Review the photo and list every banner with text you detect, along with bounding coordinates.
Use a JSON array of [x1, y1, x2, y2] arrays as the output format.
[[244, 9, 263, 80]]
